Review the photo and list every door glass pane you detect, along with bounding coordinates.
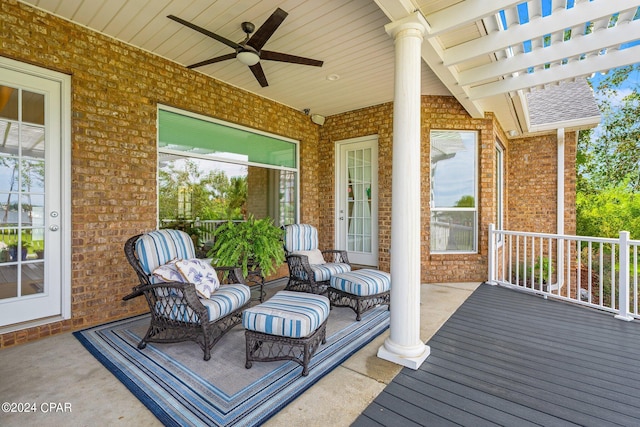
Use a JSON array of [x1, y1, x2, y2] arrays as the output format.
[[0, 88, 45, 300], [0, 85, 18, 121], [347, 147, 373, 254], [22, 91, 44, 125], [0, 265, 17, 298]]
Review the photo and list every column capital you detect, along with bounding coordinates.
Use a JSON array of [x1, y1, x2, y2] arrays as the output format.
[[384, 11, 429, 39]]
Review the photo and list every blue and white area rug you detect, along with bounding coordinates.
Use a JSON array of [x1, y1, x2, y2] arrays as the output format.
[[74, 305, 389, 426]]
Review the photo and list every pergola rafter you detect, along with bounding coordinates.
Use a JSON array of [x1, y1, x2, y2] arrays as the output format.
[[377, 0, 640, 133]]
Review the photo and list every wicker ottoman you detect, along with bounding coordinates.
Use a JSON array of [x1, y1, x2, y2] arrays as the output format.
[[242, 290, 330, 376], [328, 269, 391, 321]]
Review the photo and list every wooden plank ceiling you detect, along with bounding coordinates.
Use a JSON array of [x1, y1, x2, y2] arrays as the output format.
[[19, 0, 640, 136]]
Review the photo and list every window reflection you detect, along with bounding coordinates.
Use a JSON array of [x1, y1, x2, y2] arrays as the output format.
[[158, 155, 296, 250]]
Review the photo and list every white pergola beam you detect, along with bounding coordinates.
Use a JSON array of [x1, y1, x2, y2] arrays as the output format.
[[459, 19, 640, 86], [375, 0, 485, 118], [423, 0, 521, 37], [444, 0, 640, 66], [468, 44, 640, 100]]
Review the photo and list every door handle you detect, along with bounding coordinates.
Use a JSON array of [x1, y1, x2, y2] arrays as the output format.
[[339, 217, 344, 220], [49, 225, 59, 231]]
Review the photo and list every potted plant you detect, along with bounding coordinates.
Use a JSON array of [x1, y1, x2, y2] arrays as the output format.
[[208, 215, 285, 278]]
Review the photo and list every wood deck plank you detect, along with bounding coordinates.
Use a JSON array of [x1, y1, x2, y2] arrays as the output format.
[[355, 284, 640, 426]]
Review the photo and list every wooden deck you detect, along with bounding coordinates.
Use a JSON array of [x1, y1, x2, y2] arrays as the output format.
[[354, 283, 640, 427]]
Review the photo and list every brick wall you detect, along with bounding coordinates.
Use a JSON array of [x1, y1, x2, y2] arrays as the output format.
[[319, 97, 576, 284], [0, 0, 320, 348], [507, 131, 577, 235]]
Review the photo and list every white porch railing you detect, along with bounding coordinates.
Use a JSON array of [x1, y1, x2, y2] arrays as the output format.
[[488, 224, 640, 321]]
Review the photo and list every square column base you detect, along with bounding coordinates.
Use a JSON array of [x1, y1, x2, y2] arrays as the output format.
[[377, 343, 430, 370]]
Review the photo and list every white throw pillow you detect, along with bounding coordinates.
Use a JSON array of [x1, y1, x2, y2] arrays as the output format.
[[176, 258, 220, 299], [152, 258, 184, 282], [293, 249, 326, 265]]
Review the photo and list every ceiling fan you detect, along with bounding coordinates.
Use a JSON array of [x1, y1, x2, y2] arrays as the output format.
[[168, 8, 323, 87]]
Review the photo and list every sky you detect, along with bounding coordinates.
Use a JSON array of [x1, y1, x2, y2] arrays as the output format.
[[588, 66, 640, 98]]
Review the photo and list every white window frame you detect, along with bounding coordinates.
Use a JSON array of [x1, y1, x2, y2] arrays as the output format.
[[430, 130, 478, 254]]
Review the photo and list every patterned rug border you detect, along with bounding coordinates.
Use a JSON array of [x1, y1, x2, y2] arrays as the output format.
[[74, 306, 390, 426]]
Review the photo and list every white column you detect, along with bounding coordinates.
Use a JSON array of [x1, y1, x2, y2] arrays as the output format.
[[377, 12, 430, 369]]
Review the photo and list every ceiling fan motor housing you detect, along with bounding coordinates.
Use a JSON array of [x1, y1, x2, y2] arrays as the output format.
[[241, 22, 255, 35]]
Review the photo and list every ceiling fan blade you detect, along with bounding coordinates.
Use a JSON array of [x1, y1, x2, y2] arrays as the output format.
[[260, 50, 323, 67], [167, 15, 240, 50], [249, 63, 269, 87], [246, 8, 288, 51], [187, 53, 236, 69]]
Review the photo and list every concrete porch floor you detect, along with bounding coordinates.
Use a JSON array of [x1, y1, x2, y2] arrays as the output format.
[[0, 282, 479, 426]]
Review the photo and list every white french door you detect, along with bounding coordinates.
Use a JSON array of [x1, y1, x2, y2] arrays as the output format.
[[0, 58, 69, 327], [336, 135, 378, 266]]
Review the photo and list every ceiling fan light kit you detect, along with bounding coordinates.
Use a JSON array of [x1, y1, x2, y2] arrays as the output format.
[[237, 51, 260, 66], [168, 8, 323, 88]]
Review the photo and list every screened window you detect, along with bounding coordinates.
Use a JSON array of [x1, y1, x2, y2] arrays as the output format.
[[430, 130, 478, 253], [157, 107, 298, 247]]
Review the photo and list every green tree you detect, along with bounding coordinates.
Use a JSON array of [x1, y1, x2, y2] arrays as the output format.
[[579, 65, 640, 192], [577, 65, 640, 238], [577, 180, 640, 239]]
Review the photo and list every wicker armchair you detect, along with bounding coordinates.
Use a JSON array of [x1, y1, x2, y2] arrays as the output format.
[[283, 224, 351, 294], [123, 229, 251, 361]]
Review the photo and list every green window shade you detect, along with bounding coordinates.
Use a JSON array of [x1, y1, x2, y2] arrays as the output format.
[[159, 109, 296, 168]]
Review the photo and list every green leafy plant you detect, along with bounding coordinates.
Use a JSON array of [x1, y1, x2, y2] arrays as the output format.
[[518, 257, 554, 283], [208, 215, 285, 277]]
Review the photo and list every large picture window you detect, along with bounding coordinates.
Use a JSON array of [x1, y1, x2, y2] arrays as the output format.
[[157, 106, 298, 250], [430, 130, 478, 253]]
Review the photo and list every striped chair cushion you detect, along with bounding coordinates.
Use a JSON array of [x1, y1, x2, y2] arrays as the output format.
[[135, 229, 196, 283], [330, 269, 391, 296], [307, 262, 351, 282], [284, 224, 318, 253], [242, 291, 330, 338], [155, 284, 250, 323], [201, 284, 251, 321]]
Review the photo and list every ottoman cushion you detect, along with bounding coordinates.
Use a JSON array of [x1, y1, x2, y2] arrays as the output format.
[[305, 262, 351, 282], [330, 269, 391, 296], [242, 291, 330, 338]]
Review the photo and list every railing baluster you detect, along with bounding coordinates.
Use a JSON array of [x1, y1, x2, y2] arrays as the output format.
[[547, 237, 553, 294], [576, 239, 580, 302], [611, 244, 616, 310], [631, 245, 638, 315], [599, 245, 604, 306], [588, 241, 592, 304], [566, 238, 571, 299]]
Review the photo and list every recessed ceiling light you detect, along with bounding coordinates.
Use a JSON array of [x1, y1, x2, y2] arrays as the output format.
[[326, 74, 340, 81]]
